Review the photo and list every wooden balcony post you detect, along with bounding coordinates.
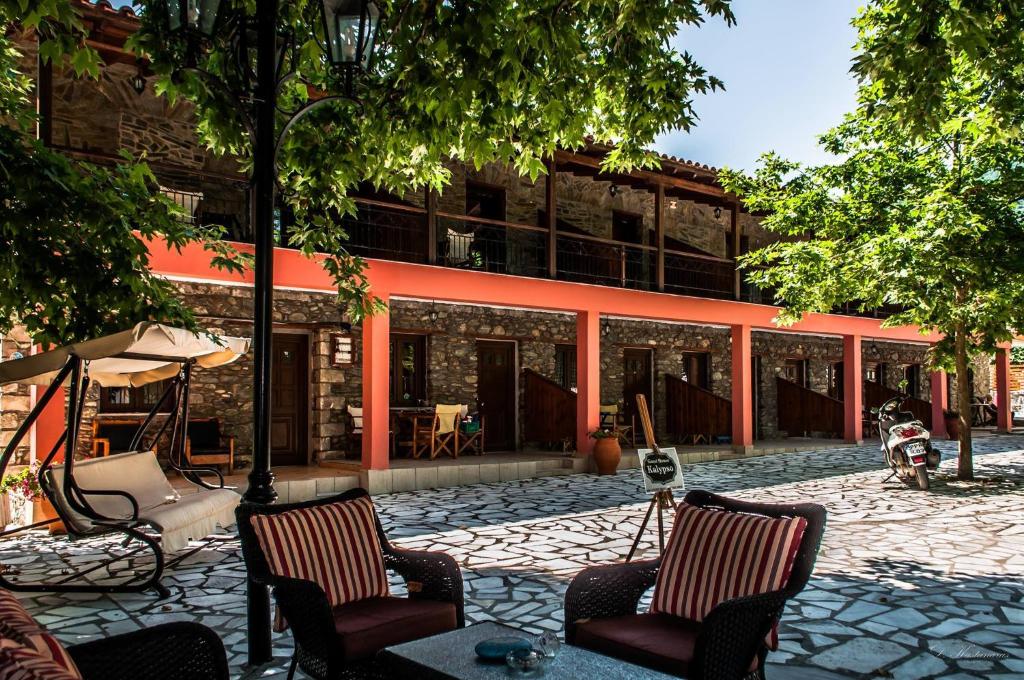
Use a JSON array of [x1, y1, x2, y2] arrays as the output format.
[[361, 292, 391, 470], [730, 324, 753, 452], [843, 334, 863, 444], [575, 310, 601, 455], [995, 345, 1013, 433], [546, 157, 557, 279], [36, 53, 53, 146], [930, 369, 949, 438], [426, 187, 438, 264], [730, 202, 741, 300], [655, 183, 665, 292]]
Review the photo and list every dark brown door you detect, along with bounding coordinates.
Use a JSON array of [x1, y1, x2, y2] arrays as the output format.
[[477, 341, 516, 451], [271, 333, 309, 466], [623, 348, 653, 428]]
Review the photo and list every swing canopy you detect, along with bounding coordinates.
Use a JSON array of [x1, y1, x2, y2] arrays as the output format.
[[0, 323, 249, 387]]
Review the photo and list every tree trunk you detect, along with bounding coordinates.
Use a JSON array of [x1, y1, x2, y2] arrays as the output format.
[[954, 325, 973, 480]]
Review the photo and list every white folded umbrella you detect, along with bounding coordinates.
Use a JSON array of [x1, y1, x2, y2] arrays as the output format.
[[0, 322, 250, 387]]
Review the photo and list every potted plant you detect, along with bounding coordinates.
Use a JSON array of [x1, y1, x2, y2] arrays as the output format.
[[0, 463, 61, 532], [589, 429, 622, 475], [943, 409, 961, 440]]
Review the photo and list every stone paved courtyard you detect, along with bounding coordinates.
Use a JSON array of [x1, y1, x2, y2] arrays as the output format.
[[2, 435, 1022, 679]]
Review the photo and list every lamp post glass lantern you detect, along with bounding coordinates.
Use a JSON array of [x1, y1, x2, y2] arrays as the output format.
[[322, 0, 380, 69], [167, 0, 223, 38]]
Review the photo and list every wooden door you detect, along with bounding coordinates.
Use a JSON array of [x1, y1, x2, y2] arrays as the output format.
[[271, 333, 309, 466], [623, 348, 654, 429], [477, 341, 516, 451]]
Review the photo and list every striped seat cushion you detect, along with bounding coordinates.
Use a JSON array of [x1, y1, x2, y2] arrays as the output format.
[[0, 590, 81, 678], [650, 503, 807, 649], [250, 496, 389, 618], [0, 644, 81, 680]]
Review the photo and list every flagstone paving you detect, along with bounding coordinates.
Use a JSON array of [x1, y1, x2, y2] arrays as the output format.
[[2, 435, 1022, 679]]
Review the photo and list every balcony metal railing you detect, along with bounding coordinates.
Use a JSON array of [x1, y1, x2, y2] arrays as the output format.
[[212, 194, 898, 316], [436, 213, 547, 278]]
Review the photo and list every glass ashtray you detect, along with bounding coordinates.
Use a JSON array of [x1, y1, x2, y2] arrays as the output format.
[[505, 648, 549, 675]]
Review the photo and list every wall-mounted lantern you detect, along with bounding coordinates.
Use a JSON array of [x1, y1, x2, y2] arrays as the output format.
[[332, 333, 355, 366]]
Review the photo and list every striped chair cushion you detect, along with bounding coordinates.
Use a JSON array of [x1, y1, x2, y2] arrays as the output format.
[[650, 503, 807, 649], [0, 643, 80, 680], [0, 591, 81, 678], [250, 496, 389, 615]]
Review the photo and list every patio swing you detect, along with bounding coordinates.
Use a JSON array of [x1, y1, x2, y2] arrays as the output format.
[[0, 323, 249, 598]]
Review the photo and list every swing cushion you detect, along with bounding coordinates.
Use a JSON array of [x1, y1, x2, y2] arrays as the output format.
[[46, 451, 239, 552], [0, 589, 82, 679]]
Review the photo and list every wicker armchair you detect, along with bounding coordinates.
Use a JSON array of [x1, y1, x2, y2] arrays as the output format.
[[565, 490, 826, 680], [68, 621, 229, 680], [237, 489, 465, 680]]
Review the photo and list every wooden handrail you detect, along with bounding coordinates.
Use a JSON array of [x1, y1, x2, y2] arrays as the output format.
[[353, 196, 427, 215], [776, 377, 844, 438], [522, 368, 577, 445], [555, 230, 656, 252], [663, 247, 733, 264], [665, 374, 731, 440], [436, 211, 547, 233]]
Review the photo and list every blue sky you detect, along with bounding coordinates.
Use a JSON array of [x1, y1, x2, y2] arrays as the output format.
[[655, 0, 863, 171]]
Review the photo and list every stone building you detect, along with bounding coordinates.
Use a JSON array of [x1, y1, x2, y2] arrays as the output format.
[[1, 1, 1001, 479]]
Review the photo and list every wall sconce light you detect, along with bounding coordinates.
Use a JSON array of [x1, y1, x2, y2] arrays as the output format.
[[331, 333, 354, 366], [129, 61, 147, 95], [669, 199, 678, 210], [608, 185, 619, 197], [429, 303, 439, 323], [713, 206, 723, 220]]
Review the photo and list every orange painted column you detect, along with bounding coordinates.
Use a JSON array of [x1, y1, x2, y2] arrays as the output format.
[[30, 344, 66, 463], [361, 294, 391, 470], [930, 370, 948, 438], [843, 334, 863, 444], [995, 346, 1013, 433], [576, 310, 601, 456], [730, 325, 753, 451]]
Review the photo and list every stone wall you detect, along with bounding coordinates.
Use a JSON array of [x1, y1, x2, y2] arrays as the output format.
[[0, 330, 34, 466], [752, 332, 843, 439], [599, 319, 732, 442]]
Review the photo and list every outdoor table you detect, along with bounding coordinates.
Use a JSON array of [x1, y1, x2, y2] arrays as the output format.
[[390, 407, 434, 457], [378, 621, 676, 680]]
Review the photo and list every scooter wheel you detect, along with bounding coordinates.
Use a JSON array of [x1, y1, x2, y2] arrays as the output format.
[[915, 465, 930, 491]]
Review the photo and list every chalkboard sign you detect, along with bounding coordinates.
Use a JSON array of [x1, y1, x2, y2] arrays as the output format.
[[638, 447, 685, 494]]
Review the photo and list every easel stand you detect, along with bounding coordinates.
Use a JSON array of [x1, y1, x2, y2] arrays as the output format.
[[626, 488, 675, 562], [625, 394, 678, 562]]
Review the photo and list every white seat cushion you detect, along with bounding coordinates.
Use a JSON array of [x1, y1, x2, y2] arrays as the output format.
[[47, 451, 179, 533], [141, 488, 240, 552], [47, 451, 239, 552]]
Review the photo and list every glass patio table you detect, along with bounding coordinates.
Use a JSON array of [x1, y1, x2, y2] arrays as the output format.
[[379, 621, 676, 680]]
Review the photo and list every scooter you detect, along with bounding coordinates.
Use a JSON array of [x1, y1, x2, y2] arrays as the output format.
[[874, 395, 941, 491]]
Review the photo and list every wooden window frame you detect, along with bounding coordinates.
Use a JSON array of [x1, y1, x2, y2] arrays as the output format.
[[554, 344, 577, 391], [681, 351, 711, 390], [98, 379, 174, 414], [390, 333, 428, 406]]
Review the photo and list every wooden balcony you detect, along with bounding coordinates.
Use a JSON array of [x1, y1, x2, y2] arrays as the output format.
[[339, 197, 739, 300]]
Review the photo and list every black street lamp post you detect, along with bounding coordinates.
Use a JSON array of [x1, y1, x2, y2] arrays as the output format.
[[164, 0, 380, 666]]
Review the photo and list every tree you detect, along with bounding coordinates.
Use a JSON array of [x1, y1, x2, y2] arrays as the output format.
[[851, 1, 1024, 141], [720, 67, 1024, 480], [1, 0, 245, 346], [132, 0, 736, 317]]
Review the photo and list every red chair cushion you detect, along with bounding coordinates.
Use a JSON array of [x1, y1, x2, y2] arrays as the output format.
[[332, 597, 458, 661], [574, 613, 759, 677], [0, 590, 81, 678], [0, 644, 80, 680], [650, 503, 806, 649], [250, 496, 389, 616]]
